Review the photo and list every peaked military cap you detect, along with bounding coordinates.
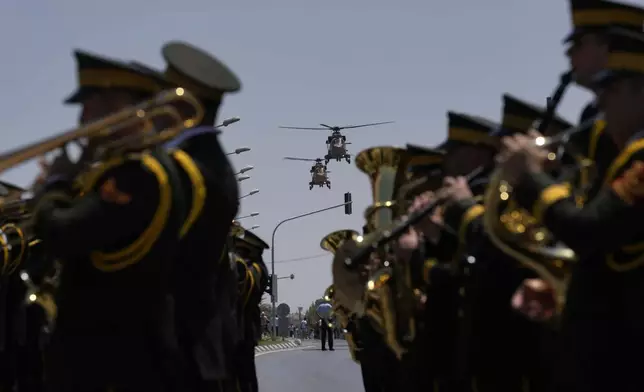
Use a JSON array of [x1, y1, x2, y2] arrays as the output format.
[[404, 144, 445, 175], [564, 0, 644, 43], [64, 50, 165, 104], [501, 94, 573, 135], [162, 41, 241, 103], [233, 226, 269, 254], [230, 220, 245, 237], [592, 27, 644, 86], [441, 112, 499, 150]]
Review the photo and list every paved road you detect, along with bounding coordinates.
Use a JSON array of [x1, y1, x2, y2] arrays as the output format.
[[256, 341, 364, 391]]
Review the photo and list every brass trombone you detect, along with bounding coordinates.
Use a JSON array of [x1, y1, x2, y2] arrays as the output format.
[[0, 88, 204, 327], [0, 88, 203, 173]]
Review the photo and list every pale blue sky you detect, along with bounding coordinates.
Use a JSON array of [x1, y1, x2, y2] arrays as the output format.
[[1, 0, 634, 309]]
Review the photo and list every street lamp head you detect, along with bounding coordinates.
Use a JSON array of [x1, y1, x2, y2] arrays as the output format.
[[237, 175, 250, 182], [239, 165, 254, 174], [234, 147, 251, 154], [249, 189, 260, 195], [250, 212, 260, 217], [222, 117, 240, 127], [289, 274, 295, 280]]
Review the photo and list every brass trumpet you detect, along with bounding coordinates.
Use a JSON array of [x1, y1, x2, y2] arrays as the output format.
[[482, 113, 601, 317], [0, 88, 203, 173]]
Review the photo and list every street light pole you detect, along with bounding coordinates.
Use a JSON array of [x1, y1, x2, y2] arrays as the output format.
[[215, 117, 240, 128], [270, 200, 352, 340], [235, 212, 260, 220], [215, 117, 240, 129], [239, 189, 260, 199], [235, 165, 254, 175], [226, 147, 251, 156]]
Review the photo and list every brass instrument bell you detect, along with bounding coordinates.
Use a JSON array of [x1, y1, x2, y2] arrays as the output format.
[[482, 111, 600, 318], [355, 146, 415, 358], [321, 229, 360, 254], [323, 229, 367, 317], [324, 285, 335, 302], [356, 146, 407, 231]]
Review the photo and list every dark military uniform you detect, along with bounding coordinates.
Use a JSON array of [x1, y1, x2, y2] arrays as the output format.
[[335, 225, 402, 392], [562, 0, 644, 199], [0, 184, 29, 391], [166, 128, 240, 392], [1, 237, 49, 392], [0, 185, 50, 392], [512, 27, 644, 392], [317, 313, 334, 351], [340, 313, 362, 363], [13, 239, 50, 392], [31, 51, 188, 392], [355, 314, 401, 392], [33, 148, 187, 392], [232, 229, 270, 392], [159, 42, 243, 392], [395, 145, 459, 392], [440, 109, 563, 392]]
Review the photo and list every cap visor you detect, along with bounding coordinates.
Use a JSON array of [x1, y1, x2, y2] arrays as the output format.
[[63, 89, 84, 104]]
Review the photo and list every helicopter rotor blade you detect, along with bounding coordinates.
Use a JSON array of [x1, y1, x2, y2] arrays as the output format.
[[319, 124, 334, 129], [279, 126, 329, 131], [338, 121, 395, 130], [283, 157, 317, 162]]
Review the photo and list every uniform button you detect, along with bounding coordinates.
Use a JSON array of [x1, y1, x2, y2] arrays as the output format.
[[459, 287, 465, 297]]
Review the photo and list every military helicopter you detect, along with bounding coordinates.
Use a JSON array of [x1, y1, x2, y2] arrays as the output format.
[[279, 121, 394, 164], [284, 157, 331, 190]]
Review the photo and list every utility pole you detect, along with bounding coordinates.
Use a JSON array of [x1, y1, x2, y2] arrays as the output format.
[[270, 199, 353, 340]]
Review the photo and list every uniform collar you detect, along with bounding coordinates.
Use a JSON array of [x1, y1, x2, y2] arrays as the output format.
[[164, 125, 219, 149]]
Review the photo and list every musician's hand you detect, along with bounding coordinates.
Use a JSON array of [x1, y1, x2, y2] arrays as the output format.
[[407, 191, 438, 239], [397, 225, 421, 251], [45, 148, 83, 183], [499, 130, 549, 183], [511, 278, 556, 322], [442, 176, 473, 202], [393, 214, 422, 261], [31, 157, 50, 190]]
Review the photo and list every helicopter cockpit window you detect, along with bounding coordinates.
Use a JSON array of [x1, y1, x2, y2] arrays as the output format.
[[315, 167, 325, 175], [332, 138, 343, 147]]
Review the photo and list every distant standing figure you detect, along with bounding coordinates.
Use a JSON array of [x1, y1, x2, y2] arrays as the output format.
[[316, 302, 334, 351]]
